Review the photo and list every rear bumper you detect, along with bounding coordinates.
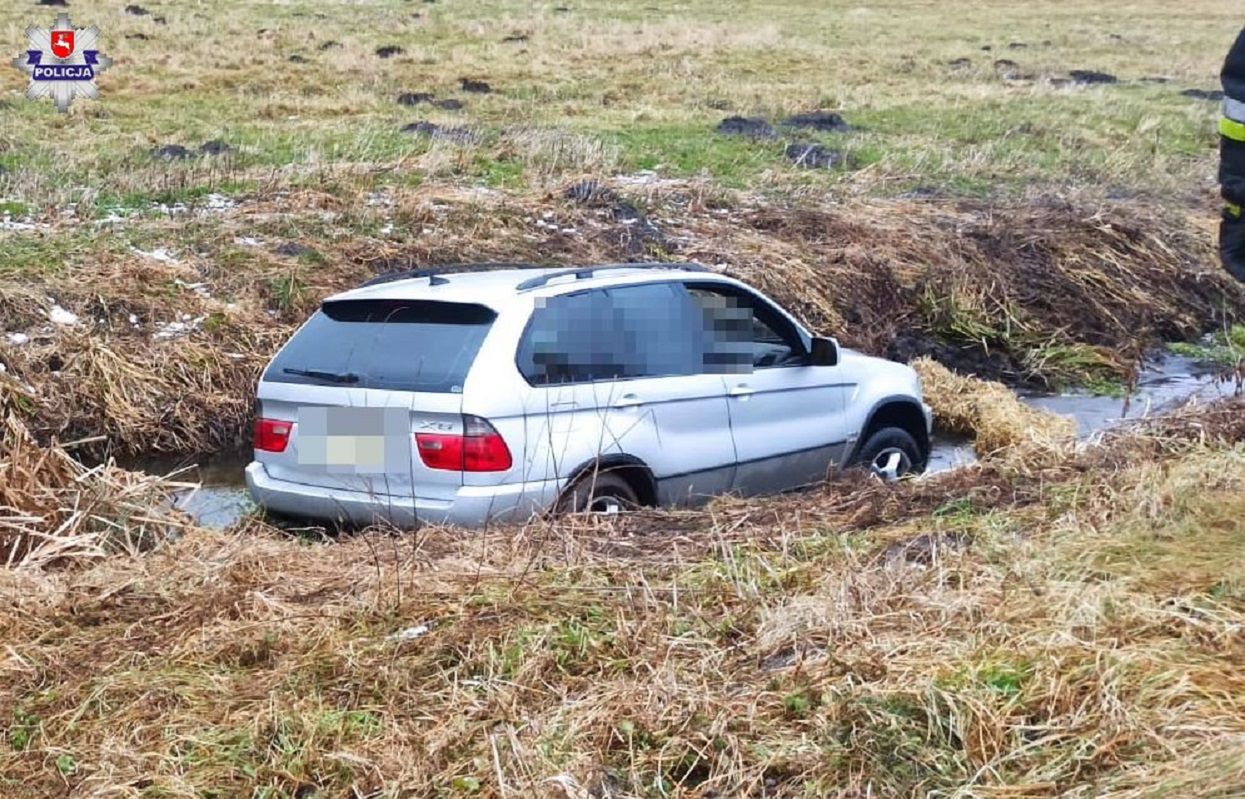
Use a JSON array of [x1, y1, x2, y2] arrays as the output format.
[[245, 462, 561, 528]]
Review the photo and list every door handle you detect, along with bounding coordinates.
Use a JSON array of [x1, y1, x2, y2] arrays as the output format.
[[613, 393, 644, 409], [728, 384, 754, 398]]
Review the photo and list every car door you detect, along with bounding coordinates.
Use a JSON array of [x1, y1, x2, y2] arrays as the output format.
[[685, 281, 851, 497], [515, 282, 737, 506]]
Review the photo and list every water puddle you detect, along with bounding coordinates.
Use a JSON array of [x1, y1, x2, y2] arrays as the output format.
[[130, 354, 1233, 527], [124, 452, 253, 529], [1020, 354, 1230, 435], [926, 433, 979, 472], [925, 353, 1233, 473]]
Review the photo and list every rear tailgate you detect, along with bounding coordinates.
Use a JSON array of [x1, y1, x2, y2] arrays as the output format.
[[254, 298, 495, 501]]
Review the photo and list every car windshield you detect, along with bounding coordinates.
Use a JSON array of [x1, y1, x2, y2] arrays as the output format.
[[265, 299, 496, 393]]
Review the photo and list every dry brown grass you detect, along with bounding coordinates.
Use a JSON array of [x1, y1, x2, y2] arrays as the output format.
[[912, 358, 1076, 455], [1, 183, 1240, 458], [0, 413, 185, 569], [0, 400, 1242, 797]]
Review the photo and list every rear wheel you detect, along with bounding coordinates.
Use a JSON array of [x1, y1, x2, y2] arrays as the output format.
[[556, 471, 641, 516], [853, 427, 924, 482]]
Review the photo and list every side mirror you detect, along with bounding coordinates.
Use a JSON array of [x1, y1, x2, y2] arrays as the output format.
[[810, 336, 839, 366]]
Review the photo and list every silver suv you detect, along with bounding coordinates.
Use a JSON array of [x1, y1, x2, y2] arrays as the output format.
[[246, 263, 932, 527]]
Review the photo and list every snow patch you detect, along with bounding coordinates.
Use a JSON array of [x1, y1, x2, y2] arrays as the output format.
[[388, 623, 432, 643], [152, 314, 207, 341], [0, 217, 42, 232], [48, 305, 79, 326], [203, 193, 236, 211], [174, 278, 212, 298], [133, 247, 179, 264]]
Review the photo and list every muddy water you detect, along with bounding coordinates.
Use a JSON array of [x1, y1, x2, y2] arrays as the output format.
[[150, 354, 1232, 527], [925, 353, 1234, 472], [129, 452, 254, 529], [1020, 354, 1230, 436]]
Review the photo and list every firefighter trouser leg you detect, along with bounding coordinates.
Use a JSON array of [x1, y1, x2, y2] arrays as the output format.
[[1220, 29, 1245, 282], [1223, 206, 1245, 282]]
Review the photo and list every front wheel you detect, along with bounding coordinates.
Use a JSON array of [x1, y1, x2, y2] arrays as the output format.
[[555, 471, 640, 516], [852, 427, 924, 482]]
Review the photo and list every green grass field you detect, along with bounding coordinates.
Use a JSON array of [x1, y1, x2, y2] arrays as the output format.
[[0, 0, 1239, 207]]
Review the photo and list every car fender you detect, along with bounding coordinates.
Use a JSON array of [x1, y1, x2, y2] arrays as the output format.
[[842, 393, 933, 465], [558, 453, 658, 505]]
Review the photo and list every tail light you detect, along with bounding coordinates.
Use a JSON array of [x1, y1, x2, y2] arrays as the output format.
[[254, 418, 292, 452], [416, 414, 512, 472]]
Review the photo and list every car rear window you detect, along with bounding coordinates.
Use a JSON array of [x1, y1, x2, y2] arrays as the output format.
[[264, 299, 496, 393]]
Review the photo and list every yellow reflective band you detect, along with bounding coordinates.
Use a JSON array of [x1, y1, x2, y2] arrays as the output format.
[[1221, 116, 1245, 142], [1228, 202, 1243, 219]]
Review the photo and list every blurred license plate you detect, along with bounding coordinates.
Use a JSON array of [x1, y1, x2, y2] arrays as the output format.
[[296, 406, 408, 474]]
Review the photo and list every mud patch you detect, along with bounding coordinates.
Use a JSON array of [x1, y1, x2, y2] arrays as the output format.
[[1180, 88, 1225, 101], [150, 144, 192, 161], [400, 122, 480, 145], [715, 116, 774, 138], [1070, 70, 1118, 85], [398, 92, 435, 106], [888, 331, 1032, 388], [780, 111, 850, 133], [459, 78, 492, 94], [199, 140, 232, 156], [784, 143, 844, 169], [993, 59, 1029, 80]]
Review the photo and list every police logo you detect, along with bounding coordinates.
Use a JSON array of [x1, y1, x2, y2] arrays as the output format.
[[12, 13, 112, 113]]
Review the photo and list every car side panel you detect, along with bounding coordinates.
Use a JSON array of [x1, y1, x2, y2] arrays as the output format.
[[724, 366, 850, 495], [504, 375, 735, 506]]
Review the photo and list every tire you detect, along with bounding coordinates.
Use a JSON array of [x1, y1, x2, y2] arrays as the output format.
[[852, 427, 924, 482], [555, 470, 641, 515]]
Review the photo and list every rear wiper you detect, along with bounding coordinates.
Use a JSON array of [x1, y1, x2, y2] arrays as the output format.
[[282, 367, 360, 384]]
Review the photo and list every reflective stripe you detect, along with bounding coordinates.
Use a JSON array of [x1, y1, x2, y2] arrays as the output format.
[[1221, 116, 1245, 142], [1225, 96, 1245, 123], [1229, 202, 1243, 219]]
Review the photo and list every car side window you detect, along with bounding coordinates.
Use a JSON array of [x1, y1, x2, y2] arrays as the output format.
[[685, 283, 808, 371], [517, 289, 621, 385], [516, 283, 700, 385]]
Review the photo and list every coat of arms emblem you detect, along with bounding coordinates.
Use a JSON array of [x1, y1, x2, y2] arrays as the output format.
[[12, 13, 112, 113]]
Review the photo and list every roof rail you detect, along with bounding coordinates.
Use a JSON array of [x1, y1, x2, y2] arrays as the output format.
[[360, 262, 549, 289], [361, 269, 448, 288], [515, 262, 711, 292]]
